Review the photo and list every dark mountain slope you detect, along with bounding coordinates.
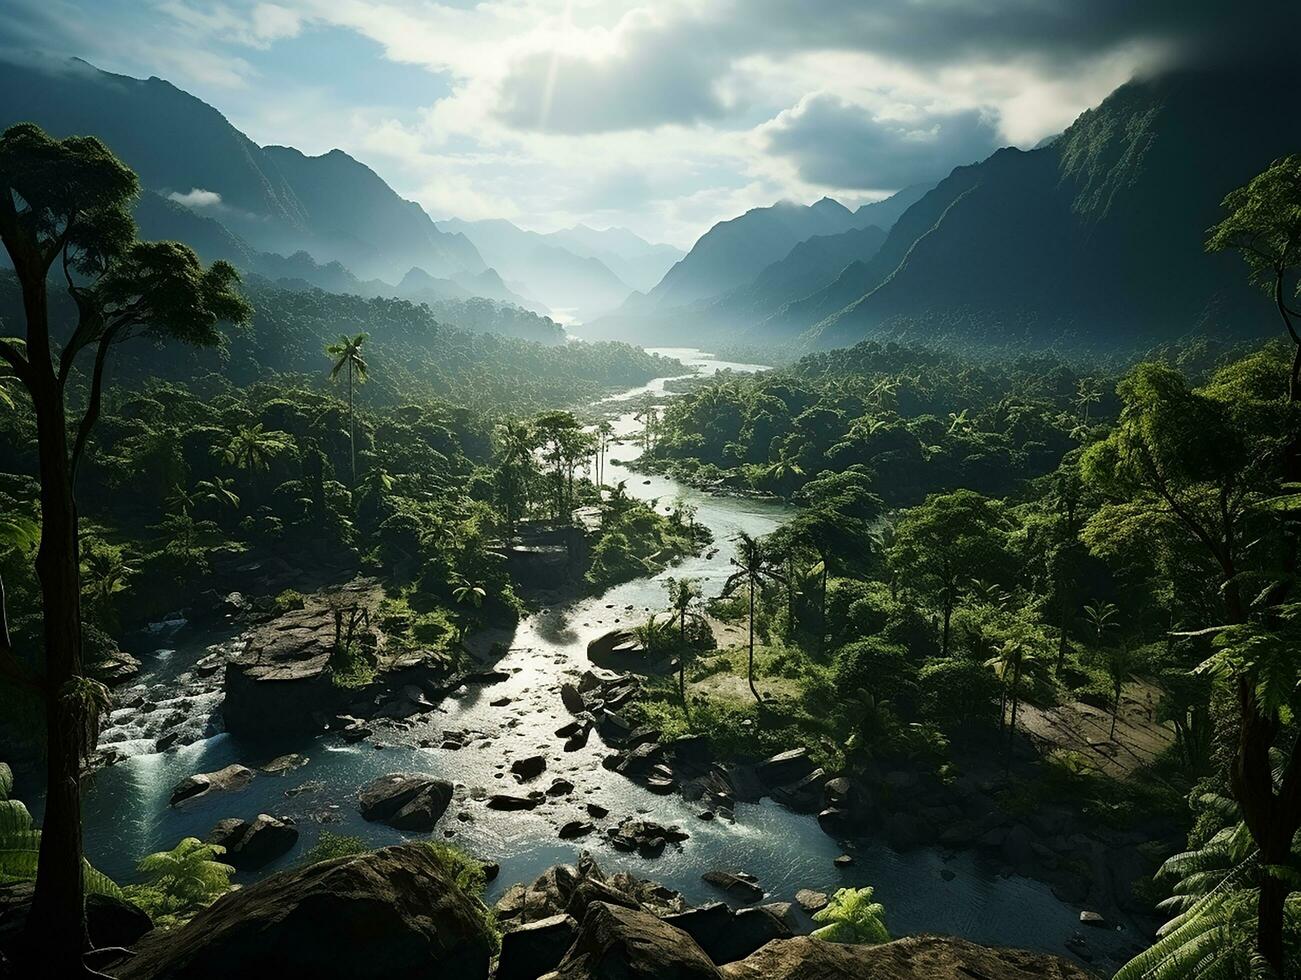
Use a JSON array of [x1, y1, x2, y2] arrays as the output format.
[[808, 64, 1299, 351]]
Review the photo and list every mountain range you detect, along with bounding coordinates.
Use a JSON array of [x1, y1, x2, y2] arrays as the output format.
[[586, 62, 1298, 352], [0, 53, 672, 332]]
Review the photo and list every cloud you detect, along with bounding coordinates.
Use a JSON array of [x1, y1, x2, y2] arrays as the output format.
[[761, 95, 1003, 189], [168, 187, 224, 208], [3, 0, 1296, 248], [493, 9, 731, 134]]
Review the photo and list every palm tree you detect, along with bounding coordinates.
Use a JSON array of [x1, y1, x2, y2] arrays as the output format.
[[194, 477, 240, 513], [722, 531, 786, 702], [665, 577, 703, 700], [985, 640, 1042, 754], [214, 423, 293, 480], [326, 333, 369, 485], [595, 420, 615, 487]]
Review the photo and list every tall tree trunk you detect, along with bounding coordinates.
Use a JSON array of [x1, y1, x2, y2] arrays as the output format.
[[348, 363, 355, 486], [819, 560, 828, 655], [747, 580, 760, 702], [1056, 594, 1069, 672], [24, 323, 90, 975], [941, 596, 952, 658]]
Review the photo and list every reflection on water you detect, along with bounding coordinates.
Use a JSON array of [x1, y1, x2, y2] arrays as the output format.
[[55, 349, 1130, 971]]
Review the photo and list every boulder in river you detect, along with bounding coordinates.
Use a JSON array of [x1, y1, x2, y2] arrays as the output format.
[[117, 843, 497, 980], [206, 814, 299, 870], [169, 764, 254, 806], [560, 683, 586, 715], [755, 748, 814, 787], [358, 773, 453, 831], [701, 870, 763, 903], [511, 755, 547, 781]]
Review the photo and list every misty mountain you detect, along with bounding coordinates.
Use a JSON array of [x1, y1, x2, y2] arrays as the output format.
[[706, 224, 888, 339], [131, 190, 553, 341], [799, 64, 1301, 351], [0, 54, 484, 282], [437, 218, 635, 321], [543, 225, 684, 293]]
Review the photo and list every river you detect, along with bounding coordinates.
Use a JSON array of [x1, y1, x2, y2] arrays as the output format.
[[66, 348, 1126, 971]]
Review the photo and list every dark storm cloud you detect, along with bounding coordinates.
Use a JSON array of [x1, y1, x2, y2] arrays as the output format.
[[763, 97, 1002, 189], [494, 0, 1299, 137]]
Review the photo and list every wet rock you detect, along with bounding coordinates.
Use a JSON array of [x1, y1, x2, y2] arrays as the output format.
[[169, 764, 254, 806], [496, 913, 578, 980], [586, 803, 609, 819], [488, 793, 545, 811], [795, 889, 828, 913], [260, 753, 309, 776], [833, 854, 854, 868], [206, 814, 299, 870], [769, 769, 827, 814], [560, 683, 586, 715], [702, 870, 763, 904], [511, 755, 547, 781], [755, 748, 814, 788], [358, 773, 453, 831], [559, 821, 596, 840], [1079, 910, 1108, 928]]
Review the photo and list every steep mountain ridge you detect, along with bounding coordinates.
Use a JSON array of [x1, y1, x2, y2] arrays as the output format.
[[806, 64, 1300, 351]]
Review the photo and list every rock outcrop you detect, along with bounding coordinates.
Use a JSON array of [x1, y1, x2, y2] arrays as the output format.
[[358, 773, 453, 831], [719, 935, 1094, 980], [548, 902, 721, 980], [119, 843, 497, 980]]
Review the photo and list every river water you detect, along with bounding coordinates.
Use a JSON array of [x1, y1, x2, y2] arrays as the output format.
[[63, 348, 1128, 970]]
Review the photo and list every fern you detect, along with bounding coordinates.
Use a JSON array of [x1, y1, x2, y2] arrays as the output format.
[[810, 886, 890, 945], [1116, 794, 1300, 979], [0, 761, 122, 897]]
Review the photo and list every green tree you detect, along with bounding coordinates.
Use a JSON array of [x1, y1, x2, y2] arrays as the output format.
[[0, 123, 249, 971], [1083, 355, 1300, 972], [888, 490, 1011, 657], [325, 332, 369, 485], [721, 531, 785, 702], [985, 639, 1043, 755], [1206, 155, 1301, 401], [215, 423, 293, 481]]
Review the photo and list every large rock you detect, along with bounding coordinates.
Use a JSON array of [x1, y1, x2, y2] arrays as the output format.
[[169, 765, 254, 806], [755, 749, 814, 788], [701, 870, 763, 904], [549, 902, 721, 980], [119, 843, 496, 980], [1, 883, 151, 957], [497, 913, 578, 980], [205, 814, 299, 870], [358, 773, 452, 831], [719, 935, 1094, 980], [662, 902, 792, 965]]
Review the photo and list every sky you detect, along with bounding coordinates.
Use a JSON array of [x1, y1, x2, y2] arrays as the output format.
[[0, 0, 1276, 248]]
